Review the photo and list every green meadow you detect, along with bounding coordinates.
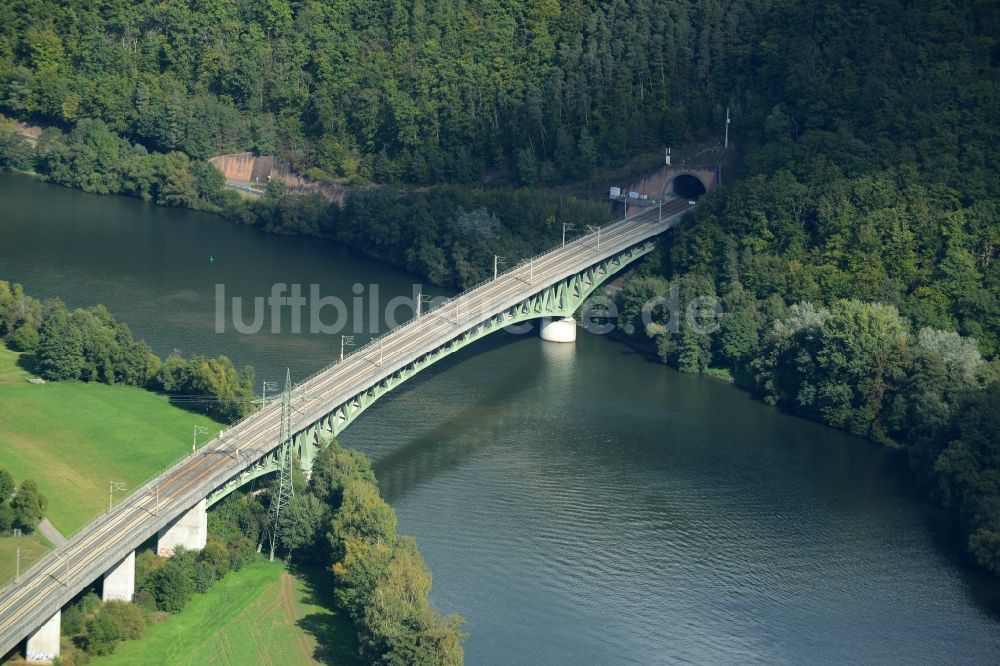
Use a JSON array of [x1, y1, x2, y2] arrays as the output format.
[[0, 346, 222, 535], [93, 562, 360, 666], [0, 532, 51, 587]]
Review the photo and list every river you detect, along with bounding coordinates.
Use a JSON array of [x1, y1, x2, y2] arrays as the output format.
[[2, 173, 999, 663]]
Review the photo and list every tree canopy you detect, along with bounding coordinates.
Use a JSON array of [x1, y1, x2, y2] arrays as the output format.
[[271, 439, 465, 663]]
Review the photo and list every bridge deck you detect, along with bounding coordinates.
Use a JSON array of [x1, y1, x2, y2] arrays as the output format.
[[0, 201, 689, 655]]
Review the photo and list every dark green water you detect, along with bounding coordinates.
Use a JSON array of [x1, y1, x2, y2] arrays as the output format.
[[2, 174, 999, 663]]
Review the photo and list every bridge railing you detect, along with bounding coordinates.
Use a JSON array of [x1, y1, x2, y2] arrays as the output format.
[[291, 206, 684, 416], [431, 210, 632, 305], [0, 440, 201, 592], [293, 210, 643, 393], [0, 441, 256, 646], [0, 398, 272, 593]]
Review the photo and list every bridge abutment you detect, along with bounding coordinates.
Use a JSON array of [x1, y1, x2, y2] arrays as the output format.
[[540, 317, 577, 343], [24, 610, 59, 662], [157, 498, 207, 556], [102, 550, 135, 601]]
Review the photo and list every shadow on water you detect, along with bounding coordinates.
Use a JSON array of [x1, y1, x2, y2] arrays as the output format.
[[366, 333, 545, 503], [289, 563, 363, 666], [919, 501, 1000, 615]]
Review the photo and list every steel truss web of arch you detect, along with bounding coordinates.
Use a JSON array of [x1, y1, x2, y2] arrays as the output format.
[[206, 237, 657, 505]]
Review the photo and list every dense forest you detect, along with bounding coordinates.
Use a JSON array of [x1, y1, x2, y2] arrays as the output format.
[[0, 0, 997, 576], [0, 0, 758, 184], [0, 0, 993, 189]]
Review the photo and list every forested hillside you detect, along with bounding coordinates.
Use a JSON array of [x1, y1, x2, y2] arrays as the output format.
[[1, 0, 759, 184], [1, 1, 994, 189], [608, 1, 1000, 575]]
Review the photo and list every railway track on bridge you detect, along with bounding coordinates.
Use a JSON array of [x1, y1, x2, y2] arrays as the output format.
[[0, 199, 691, 657]]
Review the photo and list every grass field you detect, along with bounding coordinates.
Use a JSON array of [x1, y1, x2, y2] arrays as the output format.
[[0, 532, 52, 587], [0, 346, 222, 535], [93, 562, 361, 666]]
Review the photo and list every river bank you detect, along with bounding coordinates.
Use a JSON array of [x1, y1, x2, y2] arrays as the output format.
[[0, 116, 610, 290], [606, 326, 737, 382]]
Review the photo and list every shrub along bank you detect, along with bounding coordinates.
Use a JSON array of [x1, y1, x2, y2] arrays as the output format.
[[275, 440, 466, 664]]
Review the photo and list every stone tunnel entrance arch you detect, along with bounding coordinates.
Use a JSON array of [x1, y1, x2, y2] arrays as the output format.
[[665, 173, 708, 200]]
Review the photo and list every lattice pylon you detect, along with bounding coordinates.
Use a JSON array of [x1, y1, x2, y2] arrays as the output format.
[[266, 369, 295, 561]]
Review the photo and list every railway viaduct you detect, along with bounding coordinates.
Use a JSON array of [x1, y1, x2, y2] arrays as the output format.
[[0, 200, 694, 662]]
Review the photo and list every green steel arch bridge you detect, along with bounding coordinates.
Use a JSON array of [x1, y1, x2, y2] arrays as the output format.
[[0, 200, 692, 661]]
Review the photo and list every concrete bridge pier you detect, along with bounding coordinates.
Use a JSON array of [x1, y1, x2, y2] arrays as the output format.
[[540, 317, 577, 343], [157, 498, 207, 556], [24, 610, 59, 662], [102, 550, 135, 601]]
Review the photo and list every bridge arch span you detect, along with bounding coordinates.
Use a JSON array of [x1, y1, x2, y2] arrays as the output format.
[[207, 233, 662, 505]]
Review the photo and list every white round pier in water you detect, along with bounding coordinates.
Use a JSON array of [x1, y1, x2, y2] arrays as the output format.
[[539, 317, 577, 343]]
